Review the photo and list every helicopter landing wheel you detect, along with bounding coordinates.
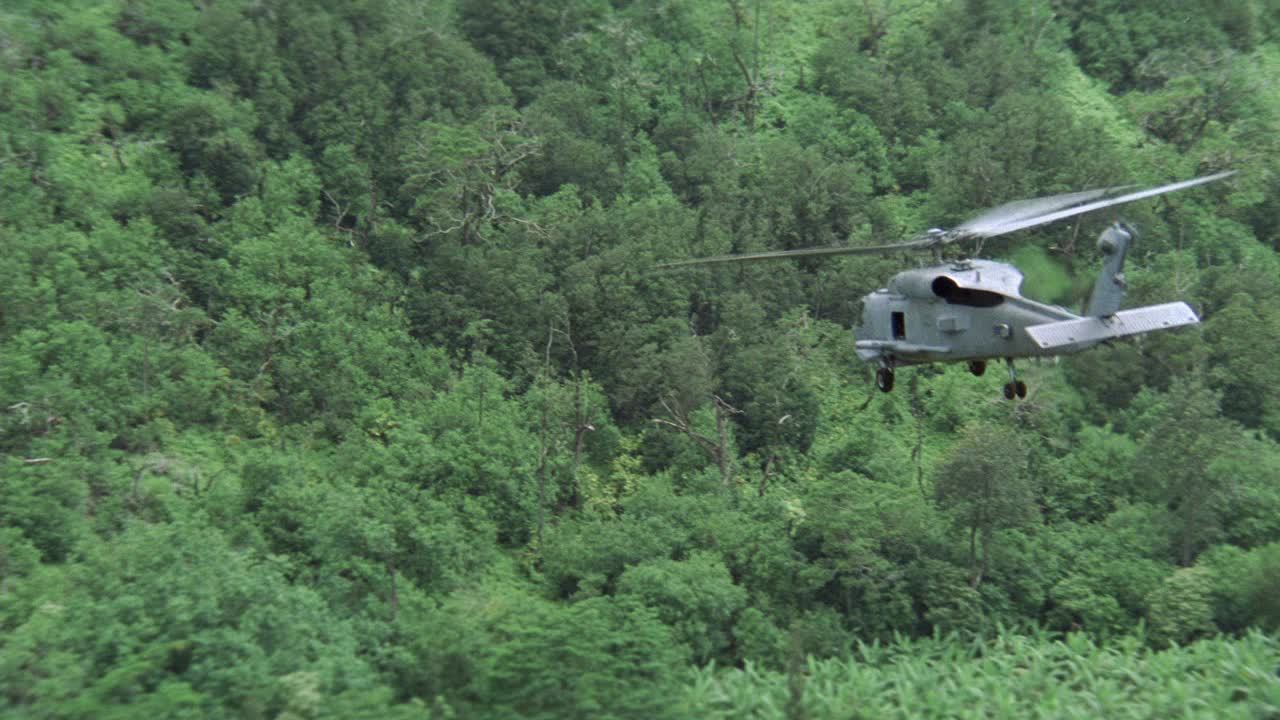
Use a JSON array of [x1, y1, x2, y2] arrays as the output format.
[[968, 360, 987, 377], [1002, 380, 1028, 400], [876, 367, 895, 393], [1003, 358, 1026, 400]]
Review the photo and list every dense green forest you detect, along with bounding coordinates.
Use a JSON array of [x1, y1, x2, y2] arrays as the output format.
[[2, 0, 1279, 716]]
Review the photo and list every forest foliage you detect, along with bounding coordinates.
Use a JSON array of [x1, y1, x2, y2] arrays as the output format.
[[1, 0, 1279, 717]]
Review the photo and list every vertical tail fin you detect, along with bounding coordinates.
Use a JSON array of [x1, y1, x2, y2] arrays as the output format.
[[1086, 223, 1132, 317]]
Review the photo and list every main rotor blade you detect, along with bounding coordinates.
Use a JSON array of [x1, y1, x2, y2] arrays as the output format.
[[655, 171, 1235, 268], [958, 170, 1235, 240], [655, 237, 938, 268], [950, 185, 1134, 237]]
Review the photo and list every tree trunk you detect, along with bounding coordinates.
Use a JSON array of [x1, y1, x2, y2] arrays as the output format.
[[968, 523, 982, 588], [570, 377, 589, 508], [536, 401, 549, 545], [386, 559, 399, 622], [978, 525, 992, 589], [716, 404, 731, 486], [1180, 496, 1199, 566]]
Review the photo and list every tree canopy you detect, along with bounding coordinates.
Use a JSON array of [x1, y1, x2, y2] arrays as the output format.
[[2, 0, 1278, 716]]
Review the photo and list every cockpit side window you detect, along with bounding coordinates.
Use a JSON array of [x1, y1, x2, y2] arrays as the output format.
[[931, 276, 1004, 308]]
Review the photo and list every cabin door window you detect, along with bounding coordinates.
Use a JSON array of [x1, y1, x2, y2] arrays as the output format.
[[891, 311, 906, 340]]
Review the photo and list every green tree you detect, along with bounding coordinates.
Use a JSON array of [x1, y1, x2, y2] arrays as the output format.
[[616, 551, 747, 665], [934, 423, 1037, 588], [1041, 425, 1138, 522], [457, 0, 608, 103], [793, 469, 924, 639], [1199, 542, 1280, 633], [400, 110, 540, 245], [1132, 377, 1238, 565], [1146, 566, 1215, 647], [470, 595, 687, 720], [0, 518, 415, 718], [1205, 292, 1280, 435]]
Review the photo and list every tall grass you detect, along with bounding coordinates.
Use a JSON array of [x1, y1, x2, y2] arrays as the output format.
[[680, 631, 1280, 719]]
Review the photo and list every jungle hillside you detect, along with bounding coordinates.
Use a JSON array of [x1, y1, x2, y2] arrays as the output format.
[[2, 1, 1280, 717]]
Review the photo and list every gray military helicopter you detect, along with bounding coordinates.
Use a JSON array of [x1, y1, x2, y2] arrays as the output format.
[[662, 171, 1234, 399]]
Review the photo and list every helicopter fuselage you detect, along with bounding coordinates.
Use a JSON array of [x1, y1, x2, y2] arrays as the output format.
[[851, 224, 1200, 396], [854, 259, 1088, 367]]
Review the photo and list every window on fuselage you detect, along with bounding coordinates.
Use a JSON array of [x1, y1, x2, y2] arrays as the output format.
[[891, 311, 906, 339]]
